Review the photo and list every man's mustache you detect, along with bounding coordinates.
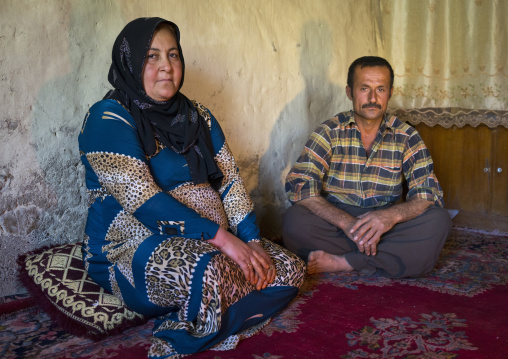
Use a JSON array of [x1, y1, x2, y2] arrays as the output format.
[[362, 103, 382, 109]]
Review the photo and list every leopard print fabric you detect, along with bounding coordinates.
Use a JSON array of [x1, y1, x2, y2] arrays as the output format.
[[214, 143, 236, 191], [208, 318, 270, 351], [86, 152, 161, 213], [262, 239, 307, 288], [168, 182, 228, 229], [144, 237, 218, 310], [108, 265, 124, 302], [148, 317, 271, 358], [156, 220, 185, 235], [105, 210, 152, 242], [193, 253, 249, 335], [86, 187, 108, 207], [147, 238, 305, 358], [194, 101, 212, 128], [214, 143, 254, 235], [105, 236, 145, 288]]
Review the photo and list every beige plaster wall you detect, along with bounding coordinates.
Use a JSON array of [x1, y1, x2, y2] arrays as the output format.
[[0, 0, 381, 296]]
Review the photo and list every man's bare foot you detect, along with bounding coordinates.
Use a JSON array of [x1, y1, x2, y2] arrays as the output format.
[[307, 250, 354, 274]]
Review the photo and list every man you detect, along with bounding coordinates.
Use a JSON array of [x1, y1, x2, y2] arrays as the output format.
[[283, 56, 451, 278]]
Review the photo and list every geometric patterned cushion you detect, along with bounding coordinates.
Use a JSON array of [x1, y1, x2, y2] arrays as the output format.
[[18, 242, 147, 340]]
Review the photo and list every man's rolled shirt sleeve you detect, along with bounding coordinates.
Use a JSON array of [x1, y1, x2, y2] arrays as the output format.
[[402, 130, 444, 207], [286, 124, 331, 203]]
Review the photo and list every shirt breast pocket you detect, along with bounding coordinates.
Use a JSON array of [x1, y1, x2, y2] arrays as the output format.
[[378, 165, 402, 182]]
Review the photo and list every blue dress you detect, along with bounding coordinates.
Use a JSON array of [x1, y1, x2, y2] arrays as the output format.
[[78, 99, 305, 358]]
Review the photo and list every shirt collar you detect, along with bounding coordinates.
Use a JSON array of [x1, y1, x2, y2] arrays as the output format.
[[379, 114, 396, 133], [346, 110, 395, 133]]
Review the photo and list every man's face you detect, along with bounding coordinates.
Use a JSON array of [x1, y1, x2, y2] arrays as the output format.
[[346, 65, 393, 123]]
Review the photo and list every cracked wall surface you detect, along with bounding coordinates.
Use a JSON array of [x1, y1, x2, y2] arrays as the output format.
[[0, 0, 379, 296]]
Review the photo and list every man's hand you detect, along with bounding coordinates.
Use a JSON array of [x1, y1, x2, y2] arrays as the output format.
[[297, 195, 434, 256], [349, 210, 396, 255], [349, 198, 434, 255]]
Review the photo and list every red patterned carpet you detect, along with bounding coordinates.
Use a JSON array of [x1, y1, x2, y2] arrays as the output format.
[[2, 227, 507, 359]]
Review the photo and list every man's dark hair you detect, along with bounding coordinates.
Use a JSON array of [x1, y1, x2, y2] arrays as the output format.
[[347, 56, 394, 89]]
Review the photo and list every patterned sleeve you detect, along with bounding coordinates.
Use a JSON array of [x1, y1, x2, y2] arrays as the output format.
[[402, 129, 445, 207], [198, 104, 262, 243], [285, 122, 332, 204], [78, 100, 220, 240]]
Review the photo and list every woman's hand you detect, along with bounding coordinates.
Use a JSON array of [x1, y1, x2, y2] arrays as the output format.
[[248, 241, 276, 290], [208, 227, 274, 289]]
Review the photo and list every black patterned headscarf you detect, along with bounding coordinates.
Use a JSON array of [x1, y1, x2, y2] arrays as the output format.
[[105, 17, 223, 189]]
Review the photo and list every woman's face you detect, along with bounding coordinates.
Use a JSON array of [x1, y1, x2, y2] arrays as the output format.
[[142, 27, 183, 102]]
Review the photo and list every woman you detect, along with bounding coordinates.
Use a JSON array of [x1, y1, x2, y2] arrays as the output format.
[[78, 17, 306, 358]]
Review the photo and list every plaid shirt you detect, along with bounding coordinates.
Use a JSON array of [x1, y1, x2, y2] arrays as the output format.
[[285, 110, 444, 208]]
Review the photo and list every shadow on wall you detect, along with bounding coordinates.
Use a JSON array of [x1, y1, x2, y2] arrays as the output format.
[[30, 2, 124, 244], [252, 21, 345, 239]]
